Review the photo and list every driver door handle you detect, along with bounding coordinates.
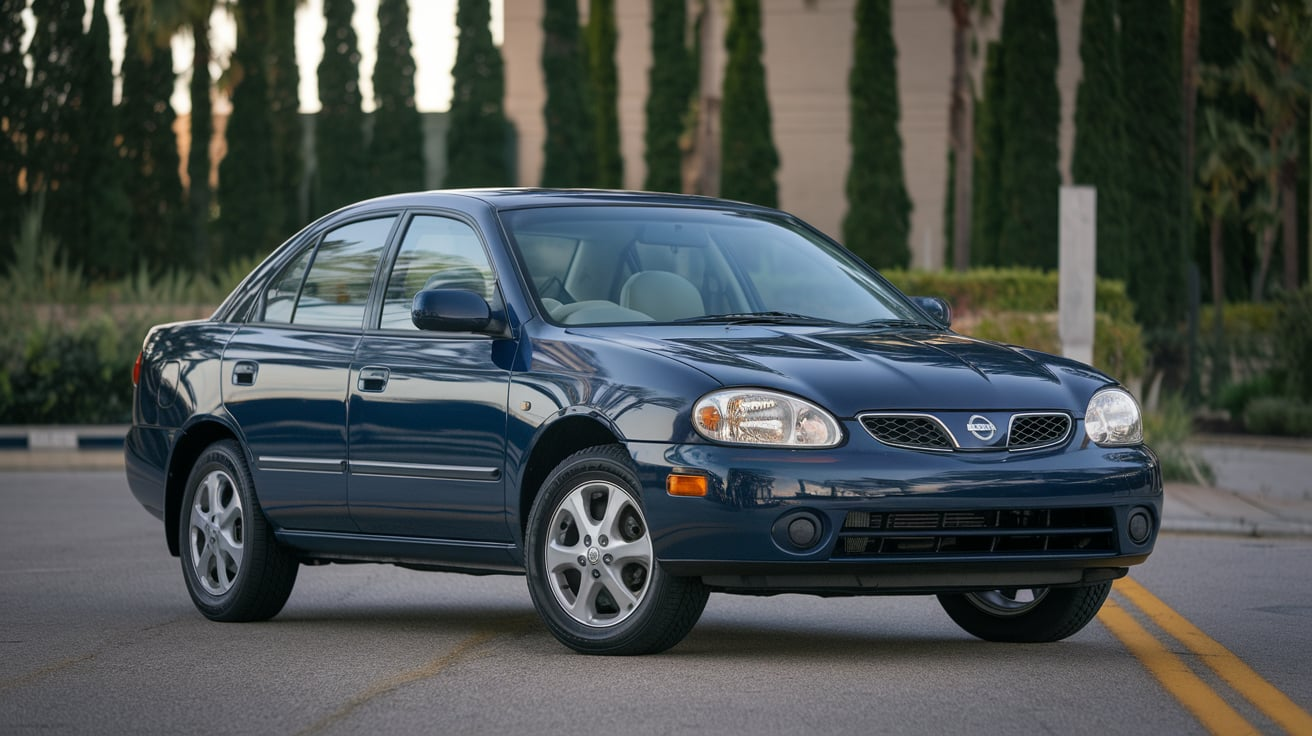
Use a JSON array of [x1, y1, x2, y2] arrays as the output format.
[[357, 366, 390, 393]]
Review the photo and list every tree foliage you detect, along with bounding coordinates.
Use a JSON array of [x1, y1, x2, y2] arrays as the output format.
[[120, 0, 185, 271], [720, 0, 778, 208], [972, 40, 1005, 267], [28, 0, 90, 264], [219, 0, 277, 260], [315, 0, 368, 214], [1071, 0, 1131, 287], [0, 0, 25, 251], [1121, 0, 1186, 329], [587, 0, 622, 188], [843, 0, 910, 268], [996, 0, 1060, 269], [371, 0, 426, 193], [643, 0, 693, 193], [269, 0, 303, 238], [540, 0, 595, 187], [446, 0, 511, 188]]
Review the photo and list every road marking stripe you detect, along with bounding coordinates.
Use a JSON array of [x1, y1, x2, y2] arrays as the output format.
[[1117, 577, 1312, 735], [293, 629, 501, 736], [1099, 597, 1259, 735]]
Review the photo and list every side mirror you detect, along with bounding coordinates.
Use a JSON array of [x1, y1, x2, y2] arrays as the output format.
[[412, 289, 494, 333], [910, 296, 952, 328]]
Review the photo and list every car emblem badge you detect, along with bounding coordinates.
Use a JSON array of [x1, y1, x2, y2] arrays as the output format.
[[966, 415, 997, 442], [587, 548, 600, 565]]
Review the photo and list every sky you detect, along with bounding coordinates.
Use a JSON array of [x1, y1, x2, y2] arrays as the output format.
[[22, 0, 505, 114]]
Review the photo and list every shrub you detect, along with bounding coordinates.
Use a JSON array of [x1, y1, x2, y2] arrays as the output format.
[[1143, 393, 1214, 483], [1276, 287, 1312, 402], [883, 267, 1137, 323], [1243, 398, 1312, 438]]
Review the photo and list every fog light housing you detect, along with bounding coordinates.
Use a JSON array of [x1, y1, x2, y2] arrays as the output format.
[[772, 511, 824, 552], [1128, 507, 1153, 544]]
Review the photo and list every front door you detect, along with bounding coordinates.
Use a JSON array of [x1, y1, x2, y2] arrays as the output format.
[[346, 213, 513, 542]]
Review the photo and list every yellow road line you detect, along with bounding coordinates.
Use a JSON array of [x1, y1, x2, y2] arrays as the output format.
[[294, 628, 501, 736], [1117, 577, 1312, 736], [1099, 597, 1259, 735]]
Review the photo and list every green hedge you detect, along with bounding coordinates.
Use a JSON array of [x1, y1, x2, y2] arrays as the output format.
[[883, 267, 1137, 323], [883, 268, 1145, 380]]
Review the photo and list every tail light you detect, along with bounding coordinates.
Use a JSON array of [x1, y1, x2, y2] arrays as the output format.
[[133, 351, 143, 387]]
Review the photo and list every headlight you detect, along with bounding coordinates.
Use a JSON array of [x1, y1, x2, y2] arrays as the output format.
[[693, 389, 842, 447], [1085, 388, 1143, 446]]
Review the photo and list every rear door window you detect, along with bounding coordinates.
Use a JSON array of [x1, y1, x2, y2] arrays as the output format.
[[289, 217, 396, 329]]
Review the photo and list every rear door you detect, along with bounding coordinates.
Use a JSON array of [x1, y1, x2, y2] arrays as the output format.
[[223, 216, 397, 532], [346, 213, 513, 542]]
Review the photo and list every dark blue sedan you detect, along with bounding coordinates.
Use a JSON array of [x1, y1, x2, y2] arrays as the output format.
[[126, 189, 1160, 654]]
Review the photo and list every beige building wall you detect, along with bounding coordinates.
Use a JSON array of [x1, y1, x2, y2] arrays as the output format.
[[502, 0, 1084, 271]]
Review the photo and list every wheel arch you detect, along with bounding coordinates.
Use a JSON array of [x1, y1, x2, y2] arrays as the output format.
[[164, 419, 241, 556], [516, 414, 622, 539]]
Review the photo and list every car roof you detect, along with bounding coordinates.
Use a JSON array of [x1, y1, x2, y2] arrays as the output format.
[[336, 188, 785, 216]]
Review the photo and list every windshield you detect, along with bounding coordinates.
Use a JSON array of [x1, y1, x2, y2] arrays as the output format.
[[501, 205, 927, 327]]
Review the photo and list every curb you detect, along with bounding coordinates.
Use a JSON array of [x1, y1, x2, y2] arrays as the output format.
[[0, 425, 128, 451], [1160, 517, 1312, 539]]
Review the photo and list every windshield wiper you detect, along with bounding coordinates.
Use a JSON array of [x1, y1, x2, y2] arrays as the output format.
[[856, 318, 935, 329], [673, 311, 839, 325]]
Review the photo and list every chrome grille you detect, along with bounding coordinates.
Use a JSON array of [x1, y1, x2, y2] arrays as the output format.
[[860, 415, 952, 451], [835, 507, 1116, 558], [1008, 413, 1071, 451]]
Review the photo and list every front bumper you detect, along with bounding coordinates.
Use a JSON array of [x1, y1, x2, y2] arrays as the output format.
[[630, 430, 1161, 594]]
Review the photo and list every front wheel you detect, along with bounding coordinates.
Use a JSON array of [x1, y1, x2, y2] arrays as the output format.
[[524, 445, 709, 655], [937, 583, 1112, 643], [179, 439, 299, 622]]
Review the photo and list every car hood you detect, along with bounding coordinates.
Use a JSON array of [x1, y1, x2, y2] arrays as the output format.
[[583, 325, 1116, 417]]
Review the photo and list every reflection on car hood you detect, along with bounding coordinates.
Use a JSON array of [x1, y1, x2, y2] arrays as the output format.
[[584, 325, 1115, 416]]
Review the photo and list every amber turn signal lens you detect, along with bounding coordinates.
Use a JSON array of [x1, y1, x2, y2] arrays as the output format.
[[697, 405, 722, 431], [667, 474, 708, 497]]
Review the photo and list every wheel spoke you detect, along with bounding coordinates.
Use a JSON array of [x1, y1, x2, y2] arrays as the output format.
[[599, 566, 641, 611], [603, 535, 652, 567], [544, 538, 580, 576], [570, 572, 601, 622], [560, 489, 596, 539], [597, 492, 627, 540]]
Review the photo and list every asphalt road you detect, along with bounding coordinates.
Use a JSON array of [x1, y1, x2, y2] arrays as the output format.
[[2, 471, 1309, 735]]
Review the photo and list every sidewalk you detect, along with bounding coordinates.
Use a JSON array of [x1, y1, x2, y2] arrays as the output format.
[[1, 426, 1309, 538]]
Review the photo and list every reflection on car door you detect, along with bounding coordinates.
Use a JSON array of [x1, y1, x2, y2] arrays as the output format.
[[347, 213, 513, 542], [223, 216, 396, 532]]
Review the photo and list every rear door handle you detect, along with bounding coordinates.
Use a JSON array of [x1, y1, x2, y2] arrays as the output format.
[[231, 361, 258, 386], [357, 366, 390, 393]]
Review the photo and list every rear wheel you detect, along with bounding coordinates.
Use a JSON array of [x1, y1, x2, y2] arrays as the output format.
[[179, 440, 298, 621], [937, 583, 1112, 643], [525, 445, 708, 655]]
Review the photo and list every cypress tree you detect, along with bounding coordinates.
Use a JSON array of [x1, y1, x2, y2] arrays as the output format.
[[587, 0, 622, 188], [120, 0, 184, 271], [219, 0, 276, 260], [446, 0, 510, 188], [28, 0, 89, 263], [269, 0, 303, 238], [0, 0, 25, 251], [371, 0, 426, 194], [79, 0, 131, 276], [643, 0, 693, 193], [996, 0, 1060, 268], [188, 3, 215, 268], [315, 0, 368, 214], [842, 0, 910, 268], [1071, 0, 1131, 286], [720, 0, 778, 208], [971, 40, 1004, 266], [540, 0, 595, 187], [1121, 0, 1184, 330]]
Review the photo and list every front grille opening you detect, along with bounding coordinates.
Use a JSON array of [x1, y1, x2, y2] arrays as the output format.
[[861, 416, 953, 450], [834, 507, 1116, 558], [1008, 414, 1072, 450]]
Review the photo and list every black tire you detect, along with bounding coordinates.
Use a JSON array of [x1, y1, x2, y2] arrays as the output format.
[[938, 583, 1112, 643], [179, 439, 298, 622], [524, 445, 709, 655]]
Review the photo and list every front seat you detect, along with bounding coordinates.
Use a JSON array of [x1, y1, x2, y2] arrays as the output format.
[[620, 271, 705, 322]]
